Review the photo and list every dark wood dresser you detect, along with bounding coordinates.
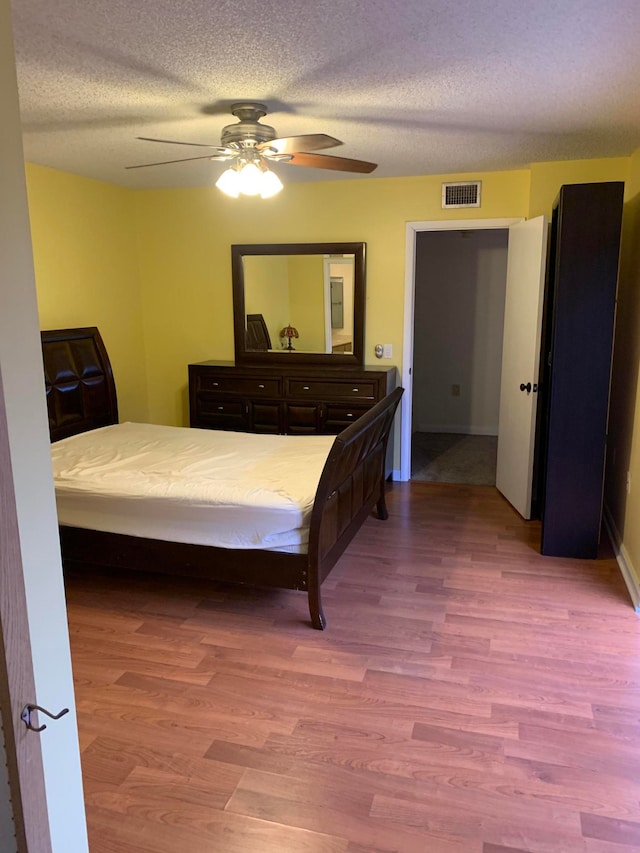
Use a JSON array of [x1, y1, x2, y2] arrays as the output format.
[[189, 361, 397, 437]]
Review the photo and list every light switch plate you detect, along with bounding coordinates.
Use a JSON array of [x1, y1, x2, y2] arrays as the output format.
[[383, 344, 393, 358]]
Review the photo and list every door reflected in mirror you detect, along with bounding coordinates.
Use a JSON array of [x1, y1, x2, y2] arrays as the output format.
[[232, 242, 365, 366], [243, 254, 354, 354]]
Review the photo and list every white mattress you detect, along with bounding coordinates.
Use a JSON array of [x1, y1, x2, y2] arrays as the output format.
[[51, 422, 335, 553]]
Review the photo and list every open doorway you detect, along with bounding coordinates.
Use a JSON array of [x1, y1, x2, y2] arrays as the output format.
[[399, 217, 524, 483], [400, 215, 549, 520], [411, 228, 509, 484]]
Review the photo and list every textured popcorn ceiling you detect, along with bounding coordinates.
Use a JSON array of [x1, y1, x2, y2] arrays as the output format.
[[10, 0, 640, 189]]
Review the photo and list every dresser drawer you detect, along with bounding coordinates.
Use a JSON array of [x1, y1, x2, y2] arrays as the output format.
[[285, 377, 378, 401], [195, 398, 247, 431], [198, 374, 280, 397], [324, 404, 370, 432]]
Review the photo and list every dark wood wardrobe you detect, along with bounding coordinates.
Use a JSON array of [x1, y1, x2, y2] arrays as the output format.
[[536, 181, 624, 558]]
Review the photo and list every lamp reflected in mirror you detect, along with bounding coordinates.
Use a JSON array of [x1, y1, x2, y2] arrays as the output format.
[[279, 325, 299, 351]]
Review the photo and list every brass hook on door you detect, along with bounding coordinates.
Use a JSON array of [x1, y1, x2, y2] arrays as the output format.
[[21, 704, 69, 733]]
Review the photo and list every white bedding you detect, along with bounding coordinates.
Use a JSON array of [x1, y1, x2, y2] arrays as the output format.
[[51, 422, 335, 553]]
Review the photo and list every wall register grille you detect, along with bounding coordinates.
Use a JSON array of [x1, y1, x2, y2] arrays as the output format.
[[442, 181, 482, 208]]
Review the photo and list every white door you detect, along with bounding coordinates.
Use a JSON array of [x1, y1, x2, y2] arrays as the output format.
[[495, 216, 548, 518]]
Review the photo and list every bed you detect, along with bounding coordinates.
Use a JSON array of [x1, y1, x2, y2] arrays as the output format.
[[42, 327, 402, 629]]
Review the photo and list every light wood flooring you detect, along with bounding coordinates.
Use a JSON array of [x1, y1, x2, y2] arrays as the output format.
[[66, 482, 640, 852]]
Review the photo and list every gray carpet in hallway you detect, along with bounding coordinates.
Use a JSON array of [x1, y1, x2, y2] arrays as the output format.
[[411, 432, 498, 485]]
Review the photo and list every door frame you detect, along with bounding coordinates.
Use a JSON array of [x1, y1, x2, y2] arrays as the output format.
[[399, 218, 523, 481], [323, 256, 333, 352], [323, 255, 355, 353]]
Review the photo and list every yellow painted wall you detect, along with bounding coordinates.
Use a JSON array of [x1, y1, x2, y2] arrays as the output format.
[[243, 254, 289, 349], [606, 146, 640, 589], [288, 254, 325, 352], [528, 157, 629, 217], [133, 168, 531, 425], [25, 163, 149, 422]]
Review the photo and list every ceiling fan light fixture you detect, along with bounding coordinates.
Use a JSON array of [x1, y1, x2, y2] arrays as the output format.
[[237, 161, 263, 196], [216, 155, 283, 199], [215, 167, 240, 197], [259, 168, 283, 199]]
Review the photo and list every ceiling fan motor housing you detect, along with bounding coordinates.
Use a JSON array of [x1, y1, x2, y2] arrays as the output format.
[[222, 102, 276, 148]]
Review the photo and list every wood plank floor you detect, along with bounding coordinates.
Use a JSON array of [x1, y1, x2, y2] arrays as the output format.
[[65, 482, 640, 852]]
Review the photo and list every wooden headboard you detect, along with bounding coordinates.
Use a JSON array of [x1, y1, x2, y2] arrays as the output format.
[[41, 327, 118, 442]]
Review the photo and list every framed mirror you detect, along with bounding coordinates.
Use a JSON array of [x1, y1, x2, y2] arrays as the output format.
[[232, 242, 366, 366]]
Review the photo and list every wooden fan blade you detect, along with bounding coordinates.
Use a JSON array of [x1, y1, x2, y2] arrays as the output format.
[[259, 134, 342, 155], [125, 153, 224, 169], [287, 151, 377, 173], [137, 136, 230, 153]]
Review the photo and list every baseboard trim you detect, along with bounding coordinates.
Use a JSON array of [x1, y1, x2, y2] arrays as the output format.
[[602, 503, 640, 612], [414, 425, 498, 436]]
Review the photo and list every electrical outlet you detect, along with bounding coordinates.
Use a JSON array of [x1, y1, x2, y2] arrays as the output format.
[[382, 344, 392, 358], [451, 384, 460, 397]]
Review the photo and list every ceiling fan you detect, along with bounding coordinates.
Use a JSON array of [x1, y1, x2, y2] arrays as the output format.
[[126, 102, 377, 197]]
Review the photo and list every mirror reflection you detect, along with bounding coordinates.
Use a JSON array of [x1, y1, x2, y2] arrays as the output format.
[[243, 254, 355, 354], [232, 242, 365, 366]]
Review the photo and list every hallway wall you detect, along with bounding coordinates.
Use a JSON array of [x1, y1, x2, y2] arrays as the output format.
[[412, 228, 509, 435]]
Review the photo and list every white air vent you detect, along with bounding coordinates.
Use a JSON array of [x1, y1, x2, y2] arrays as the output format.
[[442, 181, 482, 209]]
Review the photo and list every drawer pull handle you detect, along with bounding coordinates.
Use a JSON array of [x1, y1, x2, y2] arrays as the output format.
[[303, 385, 310, 391], [347, 413, 353, 418], [212, 382, 219, 387], [258, 384, 265, 389], [352, 388, 359, 392], [217, 406, 224, 411]]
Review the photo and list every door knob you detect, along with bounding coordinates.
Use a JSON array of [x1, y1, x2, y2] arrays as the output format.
[[519, 382, 532, 393]]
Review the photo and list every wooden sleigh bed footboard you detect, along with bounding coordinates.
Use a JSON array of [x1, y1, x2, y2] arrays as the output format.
[[305, 384, 403, 627], [42, 326, 402, 629]]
